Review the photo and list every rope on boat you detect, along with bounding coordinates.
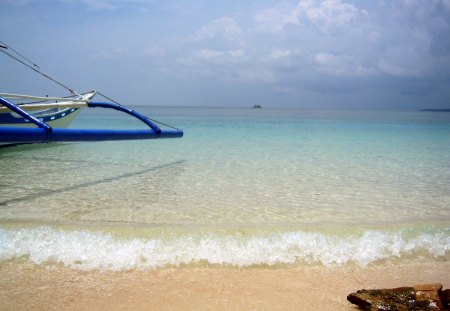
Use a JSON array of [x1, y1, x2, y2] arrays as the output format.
[[96, 91, 183, 132], [1, 41, 182, 132], [0, 41, 78, 96], [0, 40, 40, 69]]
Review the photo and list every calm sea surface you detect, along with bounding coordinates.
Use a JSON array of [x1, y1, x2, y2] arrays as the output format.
[[1, 107, 449, 269]]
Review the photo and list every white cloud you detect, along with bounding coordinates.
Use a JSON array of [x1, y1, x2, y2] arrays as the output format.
[[254, 0, 368, 33], [315, 52, 375, 76], [315, 52, 340, 66], [195, 49, 225, 60], [254, 3, 300, 33], [2, 0, 449, 107], [143, 0, 448, 84], [270, 49, 292, 59], [375, 0, 450, 78], [191, 17, 242, 42], [297, 0, 367, 26], [229, 49, 245, 58], [193, 49, 245, 63]]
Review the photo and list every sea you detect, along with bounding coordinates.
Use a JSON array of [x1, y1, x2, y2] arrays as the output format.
[[0, 106, 449, 271]]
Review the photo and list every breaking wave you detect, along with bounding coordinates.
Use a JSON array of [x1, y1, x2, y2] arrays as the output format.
[[0, 227, 448, 270]]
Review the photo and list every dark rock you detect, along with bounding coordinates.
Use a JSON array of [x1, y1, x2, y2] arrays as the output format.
[[347, 284, 446, 311], [415, 284, 443, 309], [441, 289, 450, 309]]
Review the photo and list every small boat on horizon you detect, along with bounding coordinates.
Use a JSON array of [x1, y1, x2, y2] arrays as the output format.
[[252, 104, 262, 109]]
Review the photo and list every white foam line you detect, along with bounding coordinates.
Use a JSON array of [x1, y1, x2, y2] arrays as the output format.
[[0, 227, 448, 270]]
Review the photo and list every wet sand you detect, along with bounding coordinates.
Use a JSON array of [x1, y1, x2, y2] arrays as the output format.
[[0, 261, 448, 310]]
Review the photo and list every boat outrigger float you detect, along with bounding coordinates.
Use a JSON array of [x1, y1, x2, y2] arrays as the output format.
[[0, 41, 183, 144]]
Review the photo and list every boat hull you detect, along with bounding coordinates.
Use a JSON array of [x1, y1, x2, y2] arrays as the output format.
[[0, 107, 81, 128]]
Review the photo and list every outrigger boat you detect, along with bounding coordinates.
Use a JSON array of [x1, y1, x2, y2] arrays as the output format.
[[0, 91, 183, 145], [0, 42, 183, 145]]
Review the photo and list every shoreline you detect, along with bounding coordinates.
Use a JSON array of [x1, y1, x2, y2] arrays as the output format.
[[1, 261, 449, 310]]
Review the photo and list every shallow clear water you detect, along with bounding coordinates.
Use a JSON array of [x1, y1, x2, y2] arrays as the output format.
[[1, 107, 449, 269]]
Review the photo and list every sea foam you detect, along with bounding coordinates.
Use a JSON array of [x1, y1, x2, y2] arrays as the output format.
[[0, 227, 448, 270]]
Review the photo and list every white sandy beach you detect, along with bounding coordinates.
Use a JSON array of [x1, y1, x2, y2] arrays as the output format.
[[0, 261, 448, 310]]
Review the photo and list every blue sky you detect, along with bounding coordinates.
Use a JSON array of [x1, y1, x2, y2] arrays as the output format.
[[1, 0, 450, 109]]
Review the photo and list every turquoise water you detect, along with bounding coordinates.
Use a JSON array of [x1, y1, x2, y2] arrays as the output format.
[[0, 107, 449, 269]]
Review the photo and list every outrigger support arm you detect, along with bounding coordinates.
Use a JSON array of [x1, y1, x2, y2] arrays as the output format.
[[87, 101, 161, 135]]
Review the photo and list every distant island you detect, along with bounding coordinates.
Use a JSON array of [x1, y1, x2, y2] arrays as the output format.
[[420, 109, 450, 112]]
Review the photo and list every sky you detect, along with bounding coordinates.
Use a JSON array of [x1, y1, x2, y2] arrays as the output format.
[[1, 0, 450, 110]]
